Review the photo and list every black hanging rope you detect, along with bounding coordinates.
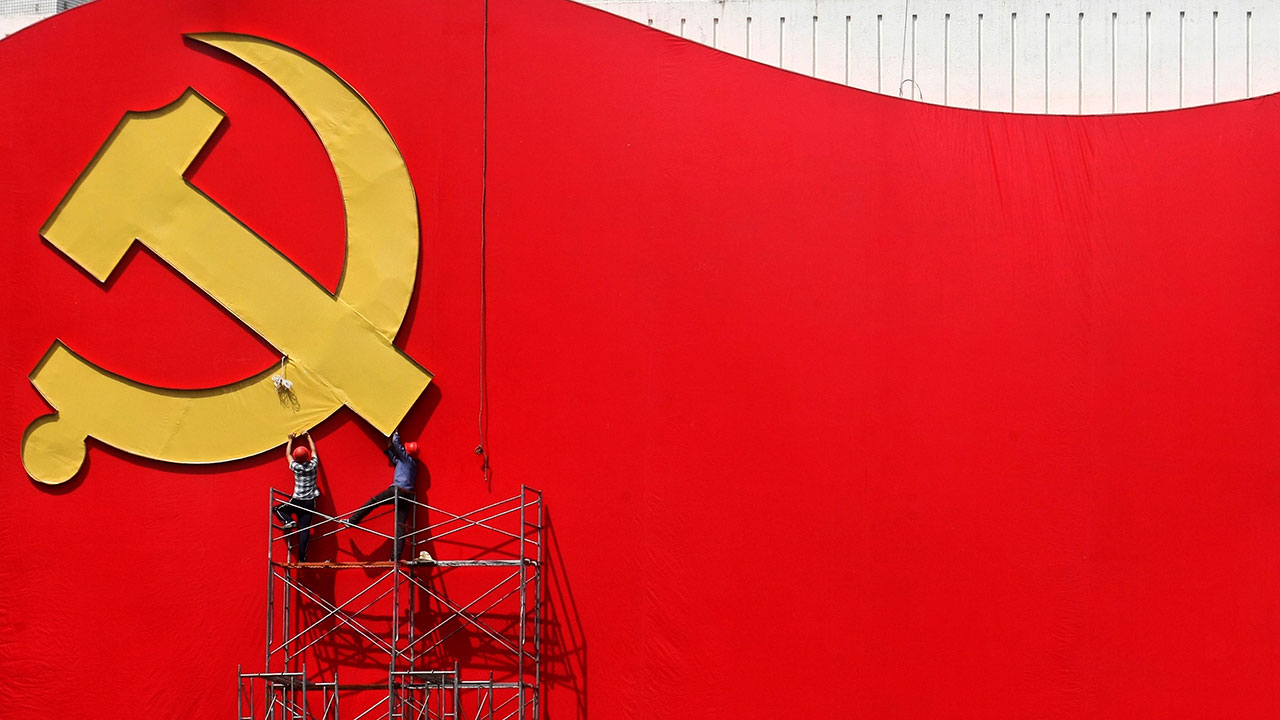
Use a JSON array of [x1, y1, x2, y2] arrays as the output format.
[[476, 0, 492, 487]]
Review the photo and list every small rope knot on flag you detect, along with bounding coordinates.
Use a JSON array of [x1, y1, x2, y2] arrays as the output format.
[[271, 356, 293, 391]]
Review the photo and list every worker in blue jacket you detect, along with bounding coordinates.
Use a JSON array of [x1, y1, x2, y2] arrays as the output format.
[[346, 431, 420, 561]]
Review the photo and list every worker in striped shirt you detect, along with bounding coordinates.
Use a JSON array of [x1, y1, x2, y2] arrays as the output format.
[[276, 431, 320, 562]]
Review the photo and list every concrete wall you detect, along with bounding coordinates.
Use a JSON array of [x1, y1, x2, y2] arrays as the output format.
[[2, 1, 1272, 113], [582, 0, 1273, 113], [0, 0, 53, 37], [0, 13, 47, 38]]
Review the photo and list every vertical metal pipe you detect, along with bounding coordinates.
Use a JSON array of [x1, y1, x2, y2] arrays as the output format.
[[1044, 12, 1050, 113], [453, 661, 461, 720], [1111, 11, 1117, 112], [943, 13, 950, 104], [1078, 12, 1084, 114], [1212, 11, 1219, 103], [282, 556, 291, 671], [407, 492, 417, 674], [977, 13, 984, 109], [518, 486, 528, 718], [533, 489, 544, 720], [1145, 11, 1151, 111], [1010, 11, 1016, 111], [390, 484, 401, 720], [265, 487, 274, 673], [876, 14, 882, 92], [1178, 11, 1185, 108], [1247, 10, 1253, 97]]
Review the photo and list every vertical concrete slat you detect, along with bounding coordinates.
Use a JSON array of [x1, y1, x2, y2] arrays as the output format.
[[1045, 1, 1082, 114], [1181, 5, 1217, 109], [946, 9, 981, 109], [1011, 6, 1050, 113], [1215, 6, 1250, 102], [779, 2, 814, 74], [1148, 7, 1182, 110], [813, 3, 851, 84], [981, 8, 1015, 111]]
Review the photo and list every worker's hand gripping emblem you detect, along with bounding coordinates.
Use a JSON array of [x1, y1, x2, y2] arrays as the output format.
[[21, 34, 432, 484]]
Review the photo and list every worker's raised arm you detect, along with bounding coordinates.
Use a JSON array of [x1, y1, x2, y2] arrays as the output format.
[[389, 431, 409, 462], [285, 433, 296, 468], [306, 432, 317, 460]]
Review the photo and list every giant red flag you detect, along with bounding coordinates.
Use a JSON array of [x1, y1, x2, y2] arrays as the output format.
[[2, 0, 1279, 717]]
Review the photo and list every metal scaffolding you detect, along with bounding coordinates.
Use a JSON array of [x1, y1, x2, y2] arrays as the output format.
[[238, 485, 543, 720]]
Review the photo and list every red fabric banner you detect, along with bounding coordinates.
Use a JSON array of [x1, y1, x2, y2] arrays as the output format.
[[2, 0, 1279, 717]]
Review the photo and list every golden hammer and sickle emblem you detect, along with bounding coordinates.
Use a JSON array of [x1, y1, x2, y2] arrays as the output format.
[[21, 34, 432, 485]]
